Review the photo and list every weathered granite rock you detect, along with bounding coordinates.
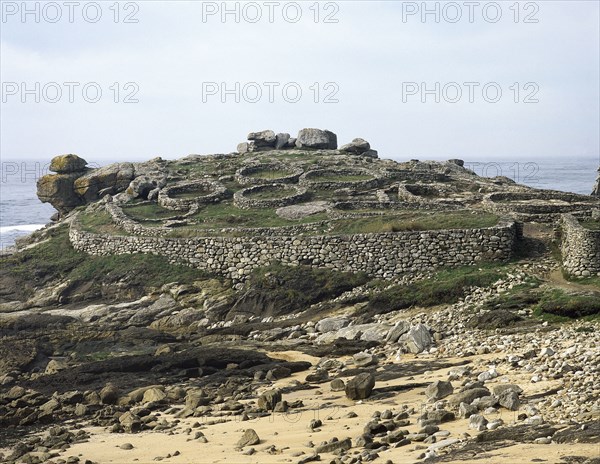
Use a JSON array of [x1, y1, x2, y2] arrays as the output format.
[[49, 154, 88, 173], [448, 388, 491, 406], [275, 133, 290, 149], [345, 372, 376, 400], [498, 390, 520, 411], [385, 320, 411, 343], [340, 138, 370, 154], [316, 437, 352, 453], [237, 429, 260, 447], [295, 128, 337, 149], [316, 317, 349, 333], [330, 378, 345, 392], [37, 172, 86, 213], [402, 324, 433, 353], [248, 130, 276, 148], [127, 175, 166, 200], [74, 163, 135, 201], [258, 389, 282, 411], [99, 383, 119, 405], [353, 352, 378, 367], [425, 380, 454, 401]]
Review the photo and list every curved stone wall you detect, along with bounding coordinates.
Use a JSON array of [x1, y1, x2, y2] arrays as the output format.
[[483, 191, 599, 221], [158, 180, 228, 211], [561, 214, 600, 277], [233, 184, 308, 209], [235, 164, 304, 185], [299, 168, 381, 190], [70, 218, 517, 281]]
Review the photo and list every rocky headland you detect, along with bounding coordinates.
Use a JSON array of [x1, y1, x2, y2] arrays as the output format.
[[1, 129, 599, 464]]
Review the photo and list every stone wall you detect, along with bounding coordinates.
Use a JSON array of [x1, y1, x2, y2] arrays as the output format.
[[70, 217, 518, 281], [483, 191, 599, 222], [158, 180, 228, 211], [561, 214, 600, 277], [233, 184, 308, 209]]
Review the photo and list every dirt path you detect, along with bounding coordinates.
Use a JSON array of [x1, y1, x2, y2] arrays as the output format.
[[546, 269, 600, 294]]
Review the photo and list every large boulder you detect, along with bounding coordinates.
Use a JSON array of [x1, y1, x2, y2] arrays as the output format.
[[127, 174, 167, 200], [49, 154, 88, 173], [258, 389, 282, 411], [345, 372, 376, 400], [316, 317, 349, 333], [248, 130, 276, 148], [592, 167, 600, 196], [37, 172, 85, 213], [237, 429, 260, 448], [401, 324, 433, 354], [74, 163, 135, 201], [425, 380, 454, 401], [295, 128, 337, 149], [339, 138, 376, 158]]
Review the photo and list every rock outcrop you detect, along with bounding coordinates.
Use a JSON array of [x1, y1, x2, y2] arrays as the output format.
[[37, 155, 90, 214], [36, 155, 167, 215], [592, 167, 600, 197], [295, 128, 337, 149]]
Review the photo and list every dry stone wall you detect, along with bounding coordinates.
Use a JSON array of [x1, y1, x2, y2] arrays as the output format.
[[70, 217, 518, 281], [561, 214, 600, 277]]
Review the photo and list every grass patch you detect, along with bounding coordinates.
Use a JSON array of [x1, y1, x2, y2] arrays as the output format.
[[579, 219, 600, 230], [170, 190, 209, 199], [166, 202, 328, 235], [79, 211, 124, 235], [328, 211, 499, 234], [534, 289, 600, 320], [479, 282, 542, 313], [366, 264, 506, 314], [1, 226, 212, 297], [247, 169, 294, 180], [122, 203, 176, 221]]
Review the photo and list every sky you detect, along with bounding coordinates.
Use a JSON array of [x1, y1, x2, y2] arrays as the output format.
[[0, 0, 599, 164]]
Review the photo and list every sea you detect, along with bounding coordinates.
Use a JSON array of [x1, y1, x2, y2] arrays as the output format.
[[0, 157, 598, 250]]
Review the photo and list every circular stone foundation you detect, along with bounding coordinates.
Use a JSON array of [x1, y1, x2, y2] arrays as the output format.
[[484, 191, 599, 216], [235, 163, 304, 185], [299, 168, 381, 190], [158, 180, 228, 211], [233, 183, 308, 209]]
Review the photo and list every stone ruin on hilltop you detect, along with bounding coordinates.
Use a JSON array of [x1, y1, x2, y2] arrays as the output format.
[[34, 128, 600, 280]]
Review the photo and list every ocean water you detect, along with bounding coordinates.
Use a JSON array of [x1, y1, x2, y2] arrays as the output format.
[[0, 157, 598, 249]]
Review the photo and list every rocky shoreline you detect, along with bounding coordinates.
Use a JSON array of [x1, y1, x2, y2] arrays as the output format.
[[1, 132, 599, 463]]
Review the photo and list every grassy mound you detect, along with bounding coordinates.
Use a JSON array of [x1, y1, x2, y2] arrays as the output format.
[[328, 211, 499, 234], [366, 265, 506, 314], [1, 226, 211, 300], [534, 289, 600, 320]]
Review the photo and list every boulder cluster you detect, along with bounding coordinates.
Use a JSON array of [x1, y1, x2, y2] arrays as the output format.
[[236, 128, 377, 158]]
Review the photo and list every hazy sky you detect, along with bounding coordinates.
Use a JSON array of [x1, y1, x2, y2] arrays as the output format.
[[1, 0, 599, 164]]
